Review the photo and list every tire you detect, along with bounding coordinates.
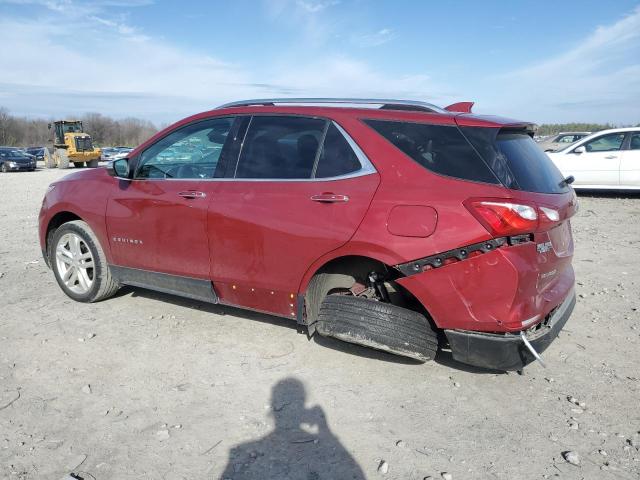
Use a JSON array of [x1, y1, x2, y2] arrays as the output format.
[[73, 162, 85, 168], [316, 295, 439, 362], [44, 149, 56, 168], [55, 149, 70, 169], [1, 163, 7, 173], [87, 159, 99, 168], [50, 220, 120, 303]]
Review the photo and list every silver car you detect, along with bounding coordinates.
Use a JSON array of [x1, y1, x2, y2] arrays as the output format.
[[537, 132, 591, 152]]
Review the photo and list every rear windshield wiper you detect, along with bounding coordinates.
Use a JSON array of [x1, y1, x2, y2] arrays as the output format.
[[559, 175, 575, 187]]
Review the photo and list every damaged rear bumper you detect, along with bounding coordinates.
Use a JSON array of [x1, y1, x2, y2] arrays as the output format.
[[444, 290, 576, 371]]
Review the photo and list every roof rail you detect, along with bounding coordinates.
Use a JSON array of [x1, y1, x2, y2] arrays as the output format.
[[216, 98, 447, 114]]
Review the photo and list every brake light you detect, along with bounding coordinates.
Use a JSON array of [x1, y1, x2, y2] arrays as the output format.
[[465, 199, 538, 236]]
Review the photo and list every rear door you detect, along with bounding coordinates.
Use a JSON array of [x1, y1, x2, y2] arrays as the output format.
[[620, 131, 640, 187], [203, 115, 379, 317], [106, 117, 235, 277], [554, 132, 625, 186]]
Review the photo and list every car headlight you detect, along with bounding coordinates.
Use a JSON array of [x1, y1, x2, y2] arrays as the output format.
[[8, 162, 17, 167]]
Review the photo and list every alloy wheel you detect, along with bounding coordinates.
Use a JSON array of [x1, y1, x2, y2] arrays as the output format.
[[55, 233, 95, 294]]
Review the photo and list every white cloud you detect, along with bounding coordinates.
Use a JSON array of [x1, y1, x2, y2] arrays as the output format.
[[479, 5, 640, 124], [0, 1, 453, 123], [295, 0, 339, 14], [352, 28, 396, 47]]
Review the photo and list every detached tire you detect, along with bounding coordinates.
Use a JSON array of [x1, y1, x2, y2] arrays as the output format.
[[50, 220, 120, 303], [316, 295, 438, 362]]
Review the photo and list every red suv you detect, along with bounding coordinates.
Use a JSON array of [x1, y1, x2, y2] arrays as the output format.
[[39, 98, 577, 371]]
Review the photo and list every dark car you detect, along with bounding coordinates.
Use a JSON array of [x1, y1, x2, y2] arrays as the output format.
[[26, 147, 46, 161], [0, 147, 37, 172], [39, 98, 577, 371]]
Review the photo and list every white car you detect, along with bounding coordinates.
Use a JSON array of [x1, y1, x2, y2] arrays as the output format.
[[547, 128, 640, 190]]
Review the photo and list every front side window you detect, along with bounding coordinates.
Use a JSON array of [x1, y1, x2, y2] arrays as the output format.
[[581, 133, 625, 153], [235, 116, 326, 179], [628, 132, 640, 150], [136, 117, 235, 179], [557, 135, 577, 143]]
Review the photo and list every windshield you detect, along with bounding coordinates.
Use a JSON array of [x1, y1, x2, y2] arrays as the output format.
[[62, 123, 82, 134]]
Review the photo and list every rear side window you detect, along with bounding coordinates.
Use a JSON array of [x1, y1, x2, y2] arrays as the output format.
[[462, 127, 569, 194], [235, 116, 326, 179], [315, 123, 361, 178], [364, 119, 499, 184]]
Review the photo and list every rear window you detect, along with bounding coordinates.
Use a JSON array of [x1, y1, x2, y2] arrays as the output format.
[[461, 127, 569, 194], [364, 119, 499, 184]]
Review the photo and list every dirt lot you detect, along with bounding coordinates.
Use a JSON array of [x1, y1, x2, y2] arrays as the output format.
[[1, 167, 639, 480]]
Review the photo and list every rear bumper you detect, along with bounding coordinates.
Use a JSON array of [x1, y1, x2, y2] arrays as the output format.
[[444, 290, 575, 371]]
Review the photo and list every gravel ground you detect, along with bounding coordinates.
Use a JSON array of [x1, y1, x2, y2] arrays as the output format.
[[1, 167, 639, 480]]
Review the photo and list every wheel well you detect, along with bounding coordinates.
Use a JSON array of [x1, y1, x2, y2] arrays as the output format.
[[45, 211, 82, 262], [303, 255, 434, 327]]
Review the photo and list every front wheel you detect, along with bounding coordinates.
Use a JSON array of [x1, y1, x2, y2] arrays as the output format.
[[44, 149, 56, 168], [54, 149, 70, 169], [1, 163, 7, 173], [51, 220, 120, 302], [87, 159, 99, 168]]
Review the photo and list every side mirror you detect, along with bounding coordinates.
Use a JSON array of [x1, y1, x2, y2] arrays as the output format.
[[573, 146, 586, 154], [107, 158, 130, 178]]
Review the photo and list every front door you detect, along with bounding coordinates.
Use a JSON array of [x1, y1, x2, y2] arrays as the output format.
[[557, 132, 625, 186], [106, 117, 236, 278], [203, 116, 379, 317]]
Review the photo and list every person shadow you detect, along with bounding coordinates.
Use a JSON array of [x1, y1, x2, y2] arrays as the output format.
[[219, 378, 366, 480]]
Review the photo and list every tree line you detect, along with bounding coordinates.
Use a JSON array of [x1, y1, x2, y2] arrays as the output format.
[[535, 123, 632, 136], [0, 107, 159, 148]]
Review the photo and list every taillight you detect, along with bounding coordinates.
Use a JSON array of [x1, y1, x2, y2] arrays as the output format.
[[464, 199, 538, 236]]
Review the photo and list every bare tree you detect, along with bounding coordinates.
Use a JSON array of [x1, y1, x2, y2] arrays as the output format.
[[0, 107, 159, 147]]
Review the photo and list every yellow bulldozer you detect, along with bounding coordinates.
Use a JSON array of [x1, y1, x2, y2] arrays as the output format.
[[44, 120, 101, 169]]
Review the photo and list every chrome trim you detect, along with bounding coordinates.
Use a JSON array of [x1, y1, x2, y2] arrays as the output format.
[[520, 331, 546, 368], [331, 121, 376, 177], [217, 98, 447, 114], [123, 120, 378, 183]]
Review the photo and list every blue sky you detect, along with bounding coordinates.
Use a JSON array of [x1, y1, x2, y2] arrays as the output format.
[[0, 0, 639, 125]]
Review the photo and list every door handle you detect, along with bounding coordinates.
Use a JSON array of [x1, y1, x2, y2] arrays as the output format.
[[178, 191, 207, 199], [604, 155, 618, 159], [310, 193, 349, 203]]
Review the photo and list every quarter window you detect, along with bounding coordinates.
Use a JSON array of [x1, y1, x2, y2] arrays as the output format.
[[136, 117, 235, 179], [366, 119, 499, 184], [235, 116, 326, 179], [581, 133, 625, 153], [315, 123, 361, 178]]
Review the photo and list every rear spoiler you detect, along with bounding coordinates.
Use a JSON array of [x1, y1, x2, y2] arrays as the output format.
[[445, 102, 474, 113]]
